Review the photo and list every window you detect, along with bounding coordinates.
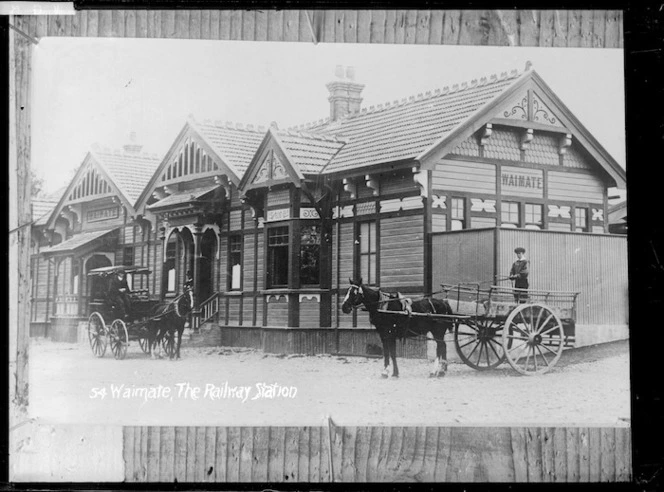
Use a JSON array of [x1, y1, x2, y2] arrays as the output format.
[[451, 197, 466, 230], [267, 227, 289, 287], [229, 235, 242, 290], [358, 221, 377, 285], [501, 201, 520, 228], [164, 235, 177, 293], [575, 207, 588, 232], [525, 203, 543, 230], [71, 261, 79, 295], [123, 246, 134, 266], [300, 225, 320, 285]]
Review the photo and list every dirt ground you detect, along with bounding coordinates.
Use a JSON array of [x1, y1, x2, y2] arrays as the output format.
[[27, 338, 631, 427]]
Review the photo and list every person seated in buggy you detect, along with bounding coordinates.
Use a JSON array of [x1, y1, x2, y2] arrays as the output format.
[[107, 270, 132, 319]]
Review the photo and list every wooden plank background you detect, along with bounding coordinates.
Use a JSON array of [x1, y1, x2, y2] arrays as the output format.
[[12, 10, 623, 47], [9, 8, 629, 483], [123, 424, 632, 482]]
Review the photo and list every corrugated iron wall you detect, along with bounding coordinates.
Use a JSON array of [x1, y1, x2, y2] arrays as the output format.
[[497, 229, 628, 325], [432, 228, 496, 287]]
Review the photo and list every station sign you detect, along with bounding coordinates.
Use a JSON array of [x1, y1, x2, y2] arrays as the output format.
[[87, 206, 120, 223], [500, 166, 543, 198]]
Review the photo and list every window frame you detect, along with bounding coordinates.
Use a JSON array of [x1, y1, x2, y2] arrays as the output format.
[[524, 203, 543, 230], [501, 201, 520, 228], [450, 196, 466, 230], [299, 224, 321, 286], [228, 234, 243, 291], [357, 220, 378, 286], [266, 225, 290, 288], [575, 206, 589, 232]]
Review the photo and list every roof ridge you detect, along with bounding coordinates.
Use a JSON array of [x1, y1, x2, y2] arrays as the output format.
[[343, 65, 525, 119], [285, 64, 527, 130], [196, 117, 267, 134], [279, 128, 346, 143]]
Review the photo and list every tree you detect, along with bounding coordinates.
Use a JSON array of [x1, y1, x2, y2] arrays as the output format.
[[30, 170, 45, 198]]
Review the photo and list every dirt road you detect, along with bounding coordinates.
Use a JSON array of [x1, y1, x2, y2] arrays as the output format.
[[28, 338, 630, 427]]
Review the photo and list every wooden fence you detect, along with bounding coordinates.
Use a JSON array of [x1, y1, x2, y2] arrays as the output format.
[[123, 423, 632, 482]]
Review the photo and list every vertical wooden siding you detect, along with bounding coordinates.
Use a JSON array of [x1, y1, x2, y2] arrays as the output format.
[[497, 228, 628, 325], [124, 425, 631, 482], [432, 229, 496, 286], [16, 11, 623, 48]]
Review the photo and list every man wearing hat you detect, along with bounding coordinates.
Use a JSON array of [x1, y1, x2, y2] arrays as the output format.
[[509, 247, 529, 303], [108, 270, 132, 319]]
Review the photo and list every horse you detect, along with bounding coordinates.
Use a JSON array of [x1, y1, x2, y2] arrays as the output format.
[[146, 288, 194, 360], [341, 278, 454, 378]]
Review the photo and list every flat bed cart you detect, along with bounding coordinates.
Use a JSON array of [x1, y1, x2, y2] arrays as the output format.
[[379, 283, 579, 375], [86, 265, 181, 360]]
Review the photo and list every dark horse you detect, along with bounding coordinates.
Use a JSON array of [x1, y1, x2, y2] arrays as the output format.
[[341, 278, 454, 378], [146, 288, 194, 360]]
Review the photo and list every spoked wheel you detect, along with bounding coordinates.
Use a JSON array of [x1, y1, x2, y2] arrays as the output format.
[[109, 319, 129, 360], [454, 318, 506, 370], [161, 330, 176, 358], [502, 303, 564, 375], [87, 312, 108, 358], [138, 337, 150, 354]]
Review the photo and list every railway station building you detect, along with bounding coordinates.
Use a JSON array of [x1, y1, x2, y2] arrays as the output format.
[[31, 64, 628, 353]]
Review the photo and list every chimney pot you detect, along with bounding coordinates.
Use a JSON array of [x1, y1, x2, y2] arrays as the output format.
[[326, 68, 365, 121]]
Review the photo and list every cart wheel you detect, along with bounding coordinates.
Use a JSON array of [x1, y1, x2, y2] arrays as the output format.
[[454, 318, 506, 370], [138, 337, 150, 354], [87, 312, 108, 358], [161, 330, 176, 358], [109, 319, 129, 360], [502, 303, 564, 375]]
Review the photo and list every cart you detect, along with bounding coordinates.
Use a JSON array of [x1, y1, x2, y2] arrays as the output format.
[[441, 283, 578, 375], [86, 265, 181, 360], [378, 283, 579, 375]]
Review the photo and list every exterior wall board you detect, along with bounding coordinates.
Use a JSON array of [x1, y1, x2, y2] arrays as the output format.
[[433, 159, 496, 194], [380, 216, 423, 288], [548, 170, 604, 203], [432, 229, 496, 286]]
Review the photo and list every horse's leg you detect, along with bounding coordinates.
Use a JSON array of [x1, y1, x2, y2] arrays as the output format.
[[389, 335, 399, 378], [436, 324, 449, 378], [175, 323, 183, 360], [378, 332, 390, 378]]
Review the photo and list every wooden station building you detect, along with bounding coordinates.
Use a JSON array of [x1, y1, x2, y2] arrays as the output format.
[[31, 64, 628, 352]]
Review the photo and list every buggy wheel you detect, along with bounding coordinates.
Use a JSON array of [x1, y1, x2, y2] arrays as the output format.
[[161, 330, 176, 358], [138, 337, 150, 354], [109, 319, 129, 360], [454, 318, 506, 370], [502, 303, 564, 375], [88, 312, 108, 358]]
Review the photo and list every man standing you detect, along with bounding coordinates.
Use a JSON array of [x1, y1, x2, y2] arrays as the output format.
[[509, 247, 529, 303]]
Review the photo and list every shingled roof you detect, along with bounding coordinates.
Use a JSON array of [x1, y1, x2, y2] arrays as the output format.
[[275, 130, 346, 174], [194, 121, 266, 176], [92, 149, 162, 204], [307, 69, 525, 174]]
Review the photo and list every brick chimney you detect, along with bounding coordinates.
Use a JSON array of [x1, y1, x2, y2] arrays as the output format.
[[123, 131, 143, 154], [326, 65, 365, 121]]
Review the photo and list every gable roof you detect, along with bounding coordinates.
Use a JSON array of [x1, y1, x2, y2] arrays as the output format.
[[308, 70, 523, 175], [193, 120, 266, 176], [275, 66, 625, 190], [275, 130, 346, 175], [92, 149, 162, 204]]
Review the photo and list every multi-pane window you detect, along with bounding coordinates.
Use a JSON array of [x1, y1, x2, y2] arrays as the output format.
[[358, 221, 377, 285], [300, 225, 321, 285], [575, 207, 588, 232], [229, 235, 242, 290], [450, 197, 466, 230], [267, 227, 289, 287], [525, 203, 543, 230], [501, 201, 519, 228]]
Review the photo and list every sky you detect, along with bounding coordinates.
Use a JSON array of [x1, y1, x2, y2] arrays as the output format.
[[31, 39, 626, 197]]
